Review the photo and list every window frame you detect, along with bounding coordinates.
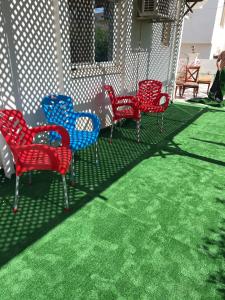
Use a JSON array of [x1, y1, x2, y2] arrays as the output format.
[[70, 0, 123, 77]]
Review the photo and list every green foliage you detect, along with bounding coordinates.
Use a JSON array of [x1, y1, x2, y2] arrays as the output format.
[[95, 27, 109, 62]]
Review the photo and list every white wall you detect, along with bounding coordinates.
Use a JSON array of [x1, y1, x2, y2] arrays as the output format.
[[211, 0, 225, 58], [180, 0, 225, 59], [198, 59, 217, 74], [180, 43, 211, 59], [182, 0, 218, 45]]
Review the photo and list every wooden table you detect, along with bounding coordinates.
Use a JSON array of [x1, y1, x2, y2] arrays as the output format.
[[197, 77, 211, 94]]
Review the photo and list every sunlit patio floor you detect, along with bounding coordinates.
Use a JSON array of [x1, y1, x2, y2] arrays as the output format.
[[1, 103, 225, 299]]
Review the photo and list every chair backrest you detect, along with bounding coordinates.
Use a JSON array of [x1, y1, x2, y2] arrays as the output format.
[[184, 65, 200, 83], [103, 85, 116, 104], [42, 94, 74, 126], [0, 110, 32, 149], [103, 85, 118, 116], [137, 80, 162, 103]]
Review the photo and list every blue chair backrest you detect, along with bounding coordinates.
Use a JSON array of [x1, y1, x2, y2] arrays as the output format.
[[42, 94, 74, 126], [42, 94, 101, 150]]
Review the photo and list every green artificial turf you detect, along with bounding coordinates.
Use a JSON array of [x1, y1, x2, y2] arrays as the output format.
[[1, 103, 225, 299]]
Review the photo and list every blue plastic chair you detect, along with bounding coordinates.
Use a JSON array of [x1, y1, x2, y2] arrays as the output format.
[[42, 94, 101, 184]]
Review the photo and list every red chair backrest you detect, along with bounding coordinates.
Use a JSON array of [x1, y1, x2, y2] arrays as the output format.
[[103, 85, 118, 115], [103, 85, 116, 103], [138, 80, 162, 104], [0, 110, 33, 149]]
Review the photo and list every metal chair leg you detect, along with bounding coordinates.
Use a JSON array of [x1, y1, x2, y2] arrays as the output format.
[[196, 87, 199, 97], [70, 152, 75, 186], [157, 113, 159, 124], [95, 142, 98, 164], [13, 176, 20, 213], [160, 113, 164, 132], [28, 172, 32, 185], [62, 175, 69, 210], [110, 122, 114, 144], [136, 119, 141, 143]]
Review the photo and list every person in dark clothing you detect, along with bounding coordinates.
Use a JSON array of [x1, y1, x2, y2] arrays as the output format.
[[208, 50, 225, 102]]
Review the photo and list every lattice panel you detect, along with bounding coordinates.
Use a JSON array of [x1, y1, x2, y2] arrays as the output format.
[[68, 0, 95, 65], [148, 22, 173, 80], [58, 0, 124, 127], [58, 0, 184, 127], [57, 0, 71, 92], [169, 0, 186, 96], [124, 0, 184, 97], [0, 2, 17, 177], [59, 0, 120, 71], [0, 0, 185, 178], [67, 0, 117, 66], [0, 0, 184, 128], [0, 5, 16, 109], [8, 0, 59, 122], [158, 0, 176, 19]]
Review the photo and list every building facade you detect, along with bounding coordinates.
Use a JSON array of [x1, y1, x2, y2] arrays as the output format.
[[0, 0, 185, 128], [180, 0, 225, 60]]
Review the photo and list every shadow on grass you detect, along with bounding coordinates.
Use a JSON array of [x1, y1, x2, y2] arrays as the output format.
[[191, 138, 225, 149], [200, 216, 225, 298], [0, 103, 208, 267]]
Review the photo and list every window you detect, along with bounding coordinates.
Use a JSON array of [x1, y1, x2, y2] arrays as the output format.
[[68, 0, 117, 66]]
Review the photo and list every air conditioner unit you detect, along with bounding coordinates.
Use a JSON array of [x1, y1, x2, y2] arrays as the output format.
[[137, 0, 172, 21]]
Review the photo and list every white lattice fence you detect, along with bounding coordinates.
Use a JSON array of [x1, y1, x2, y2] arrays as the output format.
[[6, 0, 59, 124], [0, 0, 185, 177], [0, 2, 16, 109], [124, 0, 184, 94]]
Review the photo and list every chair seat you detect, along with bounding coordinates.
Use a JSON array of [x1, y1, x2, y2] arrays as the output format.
[[114, 107, 139, 120], [139, 103, 165, 113], [17, 146, 72, 175], [50, 130, 98, 151], [183, 82, 199, 87], [0, 109, 72, 212], [70, 130, 98, 151]]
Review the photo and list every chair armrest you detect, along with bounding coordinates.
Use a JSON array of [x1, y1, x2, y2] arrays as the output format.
[[13, 144, 59, 166], [114, 102, 136, 109], [71, 112, 101, 131], [157, 93, 170, 107], [30, 125, 70, 147]]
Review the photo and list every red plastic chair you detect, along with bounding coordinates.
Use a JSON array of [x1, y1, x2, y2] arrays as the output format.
[[0, 110, 72, 212], [103, 85, 141, 143], [137, 80, 170, 131]]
